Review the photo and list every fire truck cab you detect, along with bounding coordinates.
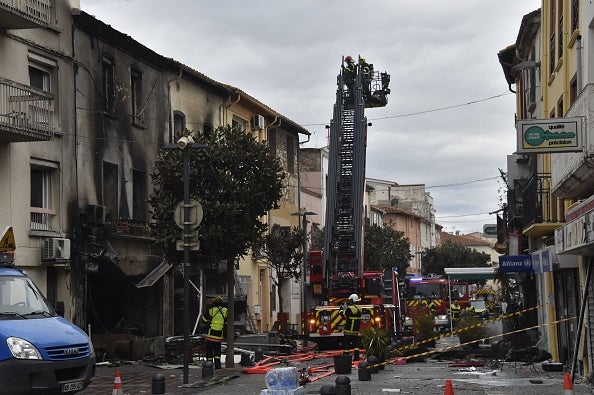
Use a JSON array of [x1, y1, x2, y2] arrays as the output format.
[[307, 303, 396, 350]]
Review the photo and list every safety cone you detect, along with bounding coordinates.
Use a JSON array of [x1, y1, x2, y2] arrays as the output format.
[[112, 370, 123, 395], [564, 373, 575, 395], [444, 379, 454, 395]]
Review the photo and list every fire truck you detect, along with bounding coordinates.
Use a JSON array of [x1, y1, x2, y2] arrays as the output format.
[[304, 56, 393, 349], [402, 276, 470, 333]]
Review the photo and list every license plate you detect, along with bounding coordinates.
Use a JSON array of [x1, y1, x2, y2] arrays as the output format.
[[361, 312, 371, 321], [61, 381, 84, 393]]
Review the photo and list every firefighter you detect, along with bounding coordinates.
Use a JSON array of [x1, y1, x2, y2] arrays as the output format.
[[449, 300, 461, 321], [464, 303, 476, 317], [201, 296, 228, 369], [343, 55, 356, 94], [422, 297, 436, 314], [340, 293, 362, 361]]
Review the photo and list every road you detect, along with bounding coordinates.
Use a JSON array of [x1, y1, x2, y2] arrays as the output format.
[[79, 355, 590, 395]]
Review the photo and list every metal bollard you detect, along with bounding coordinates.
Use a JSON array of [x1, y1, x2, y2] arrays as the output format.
[[367, 355, 379, 373], [151, 373, 165, 394], [358, 360, 371, 381], [202, 360, 214, 379], [319, 384, 336, 394], [255, 347, 264, 362], [335, 375, 351, 395]]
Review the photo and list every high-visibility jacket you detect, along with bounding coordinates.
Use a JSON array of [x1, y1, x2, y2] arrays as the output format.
[[449, 303, 461, 319], [202, 305, 228, 342], [341, 304, 362, 336]]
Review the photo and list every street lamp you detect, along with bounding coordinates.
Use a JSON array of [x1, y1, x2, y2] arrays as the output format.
[[165, 136, 206, 385], [292, 210, 316, 338]]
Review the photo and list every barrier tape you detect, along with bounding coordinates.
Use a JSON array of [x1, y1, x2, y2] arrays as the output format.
[[367, 315, 577, 370], [396, 305, 542, 354]]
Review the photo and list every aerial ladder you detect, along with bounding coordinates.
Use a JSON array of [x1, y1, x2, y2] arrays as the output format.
[[323, 56, 391, 299]]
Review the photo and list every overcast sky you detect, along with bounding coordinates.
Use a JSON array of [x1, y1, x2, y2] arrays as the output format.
[[81, 0, 541, 235]]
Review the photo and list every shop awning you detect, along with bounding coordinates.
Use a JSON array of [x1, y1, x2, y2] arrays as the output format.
[[444, 267, 497, 280]]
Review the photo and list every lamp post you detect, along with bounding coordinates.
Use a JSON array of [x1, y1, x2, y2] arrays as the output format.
[[166, 136, 206, 385], [293, 210, 316, 337]]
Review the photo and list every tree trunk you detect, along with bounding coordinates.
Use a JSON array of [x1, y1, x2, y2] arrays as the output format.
[[226, 258, 235, 368], [277, 280, 283, 333]]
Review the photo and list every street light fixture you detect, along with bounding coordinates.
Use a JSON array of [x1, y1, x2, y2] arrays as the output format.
[[292, 210, 316, 338]]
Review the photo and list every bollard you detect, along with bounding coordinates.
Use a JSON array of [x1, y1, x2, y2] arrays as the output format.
[[255, 347, 264, 362], [319, 384, 336, 394], [358, 360, 371, 381], [367, 355, 379, 373], [202, 360, 214, 379], [240, 352, 252, 366], [151, 373, 165, 394], [335, 375, 351, 395]]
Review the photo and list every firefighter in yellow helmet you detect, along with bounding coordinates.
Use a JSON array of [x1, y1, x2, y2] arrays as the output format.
[[201, 296, 228, 369], [340, 293, 362, 360]]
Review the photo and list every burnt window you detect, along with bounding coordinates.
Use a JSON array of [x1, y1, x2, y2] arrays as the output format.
[[132, 169, 146, 221], [103, 162, 119, 220], [102, 57, 115, 113], [131, 69, 143, 124]]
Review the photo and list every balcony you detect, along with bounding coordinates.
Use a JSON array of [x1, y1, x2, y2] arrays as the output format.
[[552, 84, 594, 199], [0, 0, 51, 29], [522, 173, 563, 237], [0, 77, 57, 142]]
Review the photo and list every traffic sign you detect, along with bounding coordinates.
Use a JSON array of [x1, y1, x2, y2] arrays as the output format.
[[174, 200, 203, 230]]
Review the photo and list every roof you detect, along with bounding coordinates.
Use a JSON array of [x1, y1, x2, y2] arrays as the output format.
[[372, 204, 429, 223], [439, 231, 493, 248], [73, 11, 310, 137]]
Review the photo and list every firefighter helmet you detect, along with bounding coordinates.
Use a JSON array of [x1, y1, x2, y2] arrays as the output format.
[[345, 55, 353, 63], [348, 293, 360, 303], [212, 296, 224, 303]]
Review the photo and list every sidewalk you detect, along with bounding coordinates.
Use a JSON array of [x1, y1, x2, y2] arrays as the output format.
[[79, 357, 593, 395]]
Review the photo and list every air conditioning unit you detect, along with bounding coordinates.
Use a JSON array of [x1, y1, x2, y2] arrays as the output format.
[[251, 114, 265, 130], [43, 238, 71, 260]]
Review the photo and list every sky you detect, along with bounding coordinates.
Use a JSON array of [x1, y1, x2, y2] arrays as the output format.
[[81, 0, 541, 235]]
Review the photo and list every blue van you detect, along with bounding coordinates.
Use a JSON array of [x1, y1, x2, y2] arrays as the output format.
[[0, 252, 95, 394]]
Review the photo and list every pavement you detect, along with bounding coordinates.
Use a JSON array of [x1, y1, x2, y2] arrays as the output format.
[[78, 355, 594, 395]]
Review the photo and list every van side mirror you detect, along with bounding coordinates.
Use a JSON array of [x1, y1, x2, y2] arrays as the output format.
[[55, 301, 65, 316]]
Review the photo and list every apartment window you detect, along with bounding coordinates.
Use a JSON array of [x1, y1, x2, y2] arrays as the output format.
[[132, 169, 146, 222], [549, 1, 556, 75], [29, 65, 50, 92], [131, 69, 143, 124], [557, 97, 563, 117], [232, 116, 245, 132], [102, 57, 115, 113], [28, 53, 56, 128], [30, 160, 58, 231], [287, 135, 295, 173], [558, 14, 563, 58], [173, 111, 185, 137], [103, 162, 119, 220], [572, 0, 579, 32], [570, 76, 577, 106]]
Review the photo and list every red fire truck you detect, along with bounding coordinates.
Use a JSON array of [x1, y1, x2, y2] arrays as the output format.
[[302, 57, 393, 349], [402, 276, 470, 332]]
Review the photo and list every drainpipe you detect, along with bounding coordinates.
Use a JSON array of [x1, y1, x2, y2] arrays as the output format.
[[577, 35, 582, 94], [167, 67, 183, 143]]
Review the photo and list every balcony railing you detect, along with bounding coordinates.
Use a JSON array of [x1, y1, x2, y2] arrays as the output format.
[[522, 173, 552, 229], [0, 0, 50, 29], [0, 77, 56, 142], [108, 219, 154, 239], [30, 207, 56, 231]]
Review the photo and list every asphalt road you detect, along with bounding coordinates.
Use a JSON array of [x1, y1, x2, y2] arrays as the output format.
[[78, 356, 592, 395]]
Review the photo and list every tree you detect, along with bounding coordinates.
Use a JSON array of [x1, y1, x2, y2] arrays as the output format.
[[421, 240, 491, 277], [149, 125, 285, 367], [254, 226, 304, 321], [364, 223, 412, 276]]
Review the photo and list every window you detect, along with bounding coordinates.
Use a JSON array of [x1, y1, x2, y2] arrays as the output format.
[[30, 160, 58, 231], [132, 169, 146, 222], [103, 162, 119, 220], [232, 116, 245, 131], [173, 111, 185, 137], [29, 65, 50, 92], [102, 57, 115, 113], [549, 1, 556, 75], [28, 53, 56, 129], [557, 97, 563, 117], [570, 75, 577, 106], [131, 69, 143, 124], [572, 0, 579, 32], [558, 13, 563, 58]]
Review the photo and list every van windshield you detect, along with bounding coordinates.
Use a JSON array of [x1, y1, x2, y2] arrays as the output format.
[[0, 276, 54, 317]]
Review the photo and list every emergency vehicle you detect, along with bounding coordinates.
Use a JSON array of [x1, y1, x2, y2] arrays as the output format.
[[402, 276, 470, 333], [302, 57, 393, 348]]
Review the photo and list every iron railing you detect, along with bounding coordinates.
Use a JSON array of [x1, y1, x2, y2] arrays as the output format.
[[0, 0, 51, 26], [30, 207, 56, 231], [0, 77, 56, 141], [522, 173, 551, 228]]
